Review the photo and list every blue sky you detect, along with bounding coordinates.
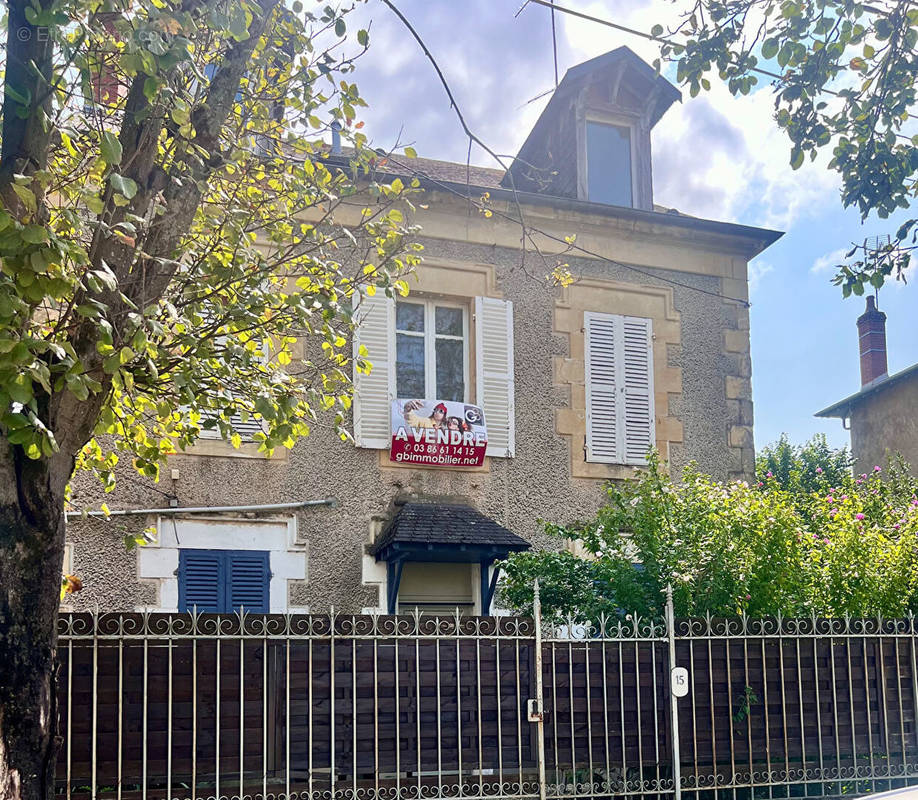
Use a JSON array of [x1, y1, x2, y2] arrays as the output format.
[[342, 0, 917, 452]]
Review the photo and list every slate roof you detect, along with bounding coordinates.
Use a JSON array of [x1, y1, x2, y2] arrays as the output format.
[[371, 503, 530, 558]]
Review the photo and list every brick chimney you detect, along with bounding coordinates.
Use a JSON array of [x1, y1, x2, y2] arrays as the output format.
[[857, 295, 888, 386]]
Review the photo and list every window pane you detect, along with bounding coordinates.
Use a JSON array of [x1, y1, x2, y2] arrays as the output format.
[[435, 306, 463, 336], [396, 333, 425, 397], [396, 301, 424, 333], [436, 338, 465, 401], [586, 122, 633, 207]]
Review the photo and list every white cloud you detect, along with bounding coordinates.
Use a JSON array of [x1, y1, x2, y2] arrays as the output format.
[[811, 247, 849, 274], [748, 260, 774, 293], [558, 0, 840, 229], [342, 0, 844, 232]]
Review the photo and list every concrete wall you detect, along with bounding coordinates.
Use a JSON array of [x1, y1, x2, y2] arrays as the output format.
[[64, 188, 763, 614], [850, 375, 918, 476]]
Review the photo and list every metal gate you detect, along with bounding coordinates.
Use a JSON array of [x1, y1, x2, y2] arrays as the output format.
[[56, 588, 918, 800]]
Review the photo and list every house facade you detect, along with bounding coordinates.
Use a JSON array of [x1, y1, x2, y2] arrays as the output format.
[[63, 48, 781, 616], [816, 296, 918, 474]]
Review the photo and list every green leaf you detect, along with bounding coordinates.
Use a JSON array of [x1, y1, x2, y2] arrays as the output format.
[[5, 84, 31, 107], [335, 17, 346, 37], [109, 174, 138, 199], [761, 38, 778, 60], [357, 28, 368, 46], [101, 131, 123, 166], [20, 225, 48, 244], [12, 184, 37, 215], [404, 146, 417, 159], [8, 374, 33, 405]]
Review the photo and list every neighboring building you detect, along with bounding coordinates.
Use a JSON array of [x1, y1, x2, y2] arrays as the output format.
[[64, 47, 781, 616], [816, 296, 918, 474]]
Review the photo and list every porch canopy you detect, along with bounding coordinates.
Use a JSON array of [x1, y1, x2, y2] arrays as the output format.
[[371, 503, 530, 614]]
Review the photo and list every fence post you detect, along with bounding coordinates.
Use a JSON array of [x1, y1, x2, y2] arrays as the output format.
[[533, 580, 547, 800], [665, 585, 682, 800]]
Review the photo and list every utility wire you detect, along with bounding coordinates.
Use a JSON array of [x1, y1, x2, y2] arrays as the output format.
[[380, 0, 758, 307], [383, 154, 756, 308], [525, 0, 918, 128]]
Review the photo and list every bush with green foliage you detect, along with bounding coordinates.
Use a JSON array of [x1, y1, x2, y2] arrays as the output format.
[[756, 434, 853, 497], [500, 446, 918, 623]]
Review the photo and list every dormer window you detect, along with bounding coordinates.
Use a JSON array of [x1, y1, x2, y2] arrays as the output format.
[[585, 120, 635, 207], [502, 47, 681, 213]]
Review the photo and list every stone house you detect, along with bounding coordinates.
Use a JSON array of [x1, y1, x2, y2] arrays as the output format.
[[816, 296, 918, 475], [64, 47, 781, 616]]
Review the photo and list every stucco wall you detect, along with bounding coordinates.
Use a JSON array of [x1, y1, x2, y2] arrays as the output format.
[[850, 376, 918, 476], [64, 192, 760, 614]]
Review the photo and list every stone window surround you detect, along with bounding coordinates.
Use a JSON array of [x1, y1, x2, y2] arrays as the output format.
[[377, 259, 502, 474], [137, 515, 307, 613], [554, 277, 684, 480]]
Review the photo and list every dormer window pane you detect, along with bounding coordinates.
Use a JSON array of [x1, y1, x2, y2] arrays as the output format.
[[586, 122, 633, 207]]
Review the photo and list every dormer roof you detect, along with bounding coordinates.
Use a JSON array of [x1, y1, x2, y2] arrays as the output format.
[[501, 46, 681, 207]]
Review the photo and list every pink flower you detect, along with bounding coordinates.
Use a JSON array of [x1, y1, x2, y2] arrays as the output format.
[[874, 465, 882, 472], [815, 467, 823, 474], [745, 594, 751, 600], [841, 495, 848, 501], [861, 474, 868, 480], [757, 482, 763, 488], [826, 496, 834, 503], [823, 538, 831, 545], [894, 524, 901, 530], [856, 513, 865, 520]]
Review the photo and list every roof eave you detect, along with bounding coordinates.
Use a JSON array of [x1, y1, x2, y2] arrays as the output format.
[[425, 177, 783, 252], [814, 362, 918, 419]]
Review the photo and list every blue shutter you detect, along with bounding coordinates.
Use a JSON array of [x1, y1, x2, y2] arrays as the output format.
[[227, 551, 270, 613], [178, 550, 222, 612], [178, 549, 270, 613]]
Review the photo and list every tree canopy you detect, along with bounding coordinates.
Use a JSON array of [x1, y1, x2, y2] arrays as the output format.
[[0, 0, 419, 487], [0, 1, 419, 795], [659, 0, 918, 295], [500, 446, 918, 622]]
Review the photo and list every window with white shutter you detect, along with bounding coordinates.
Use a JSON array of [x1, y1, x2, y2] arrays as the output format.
[[475, 297, 515, 458], [584, 312, 654, 465], [353, 291, 515, 458], [352, 291, 395, 448]]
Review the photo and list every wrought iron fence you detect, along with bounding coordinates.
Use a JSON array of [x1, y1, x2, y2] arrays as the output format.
[[55, 590, 918, 800]]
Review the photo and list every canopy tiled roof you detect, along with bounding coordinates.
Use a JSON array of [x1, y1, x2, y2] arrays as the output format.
[[371, 503, 530, 560]]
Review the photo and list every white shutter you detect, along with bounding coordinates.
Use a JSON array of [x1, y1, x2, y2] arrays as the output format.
[[352, 291, 395, 448], [584, 313, 654, 465], [584, 313, 619, 462], [621, 316, 654, 465], [475, 297, 515, 458], [198, 413, 265, 442]]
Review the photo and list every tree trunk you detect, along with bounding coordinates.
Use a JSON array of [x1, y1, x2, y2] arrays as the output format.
[[0, 454, 69, 800]]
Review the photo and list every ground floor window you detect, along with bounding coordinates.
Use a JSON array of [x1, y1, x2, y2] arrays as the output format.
[[396, 562, 476, 615], [138, 517, 305, 613], [178, 549, 270, 613]]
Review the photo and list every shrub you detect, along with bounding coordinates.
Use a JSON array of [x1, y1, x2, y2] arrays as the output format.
[[500, 451, 918, 622]]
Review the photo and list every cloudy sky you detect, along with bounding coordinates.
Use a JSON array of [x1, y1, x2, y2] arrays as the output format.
[[339, 0, 917, 452]]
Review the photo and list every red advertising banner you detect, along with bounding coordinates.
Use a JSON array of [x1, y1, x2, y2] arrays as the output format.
[[390, 399, 488, 467]]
